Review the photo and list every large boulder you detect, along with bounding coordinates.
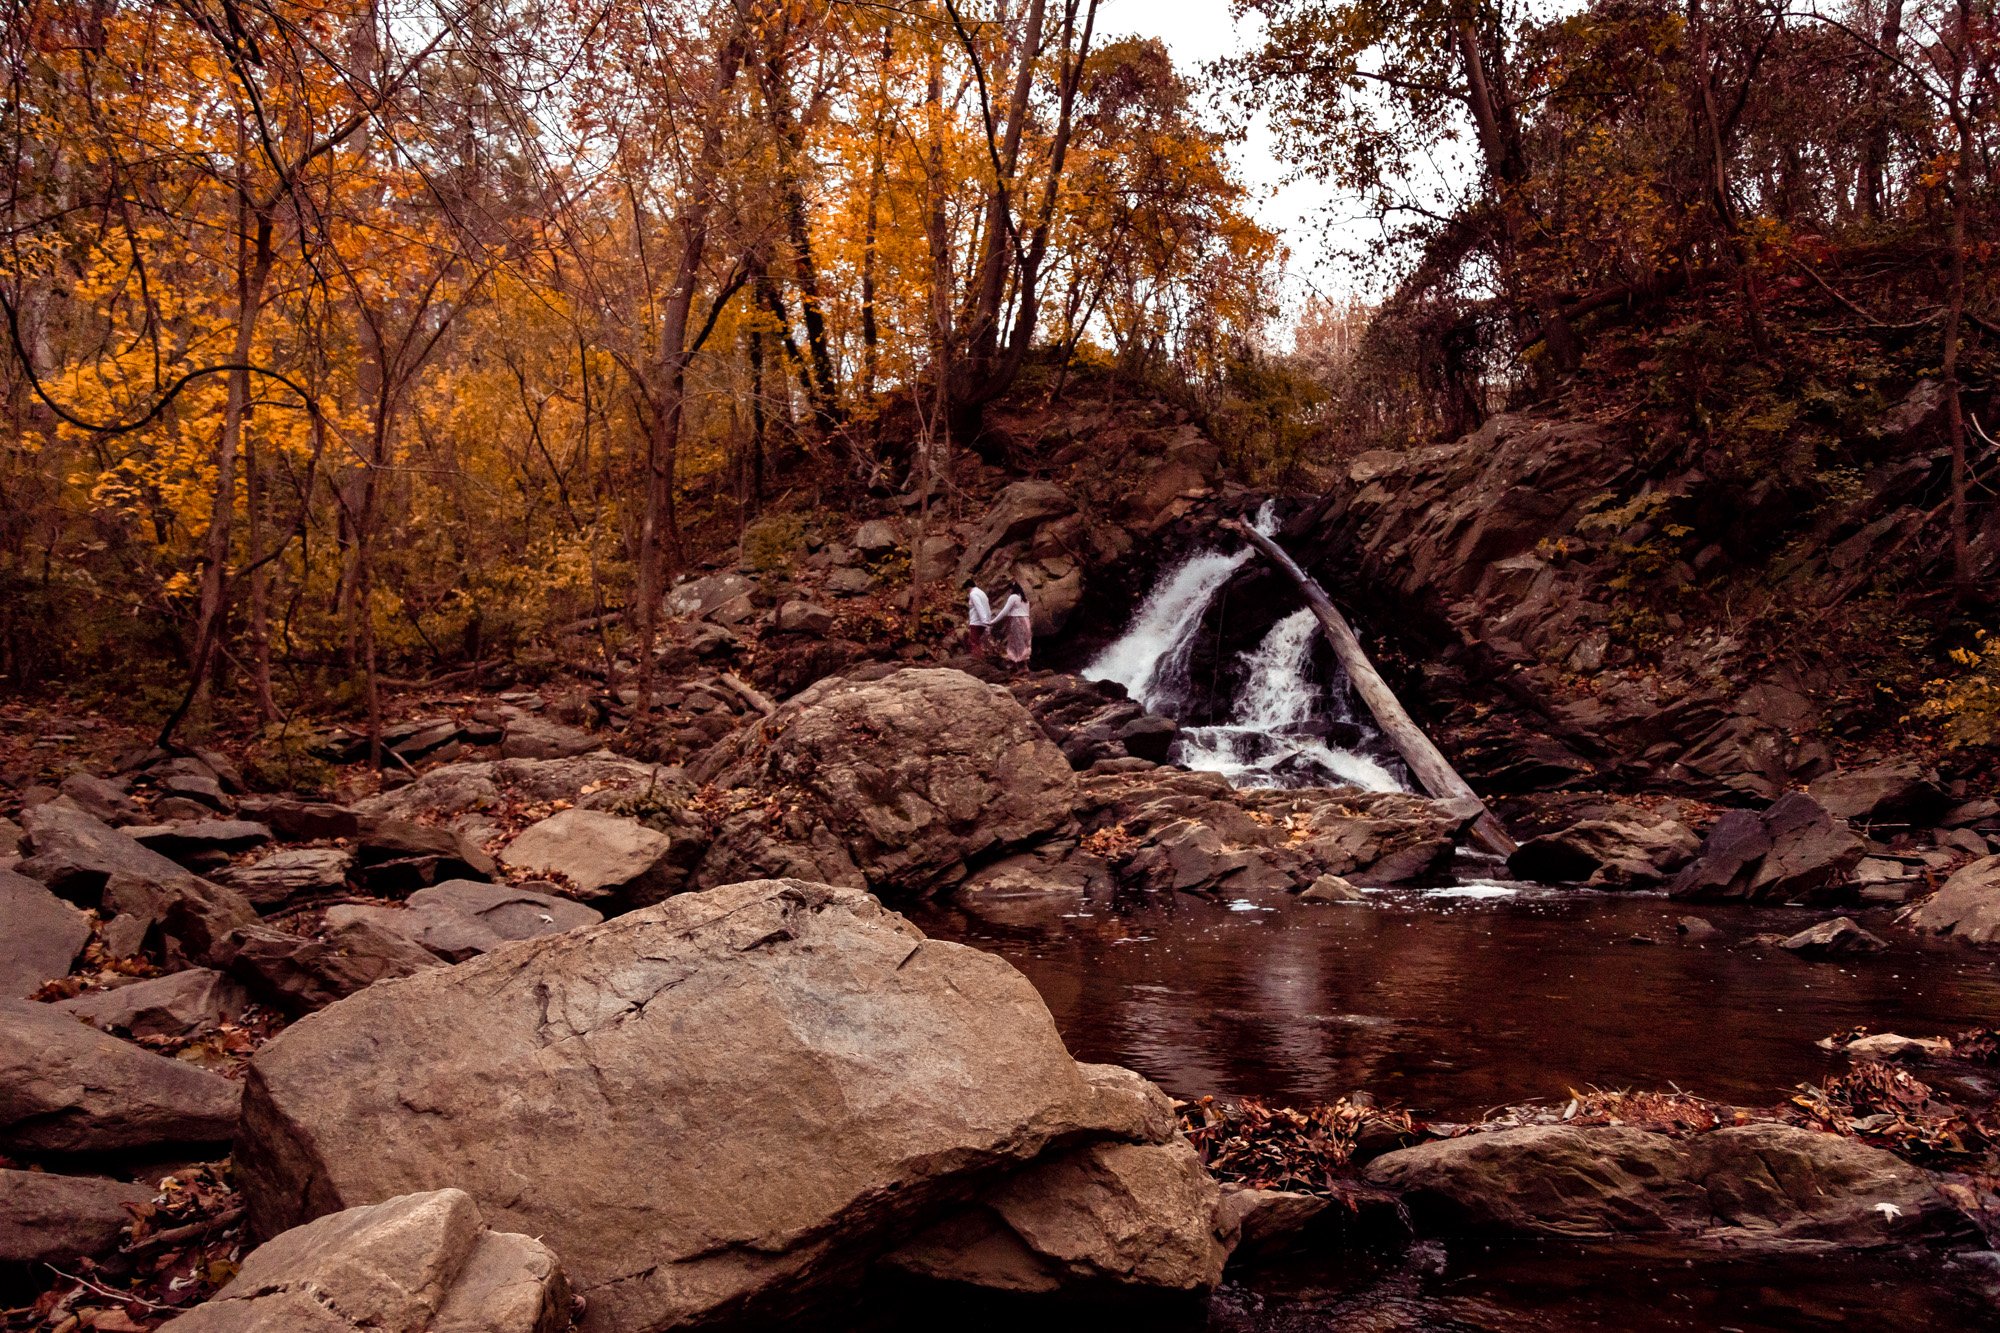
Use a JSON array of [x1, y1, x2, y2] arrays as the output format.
[[0, 868, 91, 998], [663, 570, 757, 626], [1903, 854, 2000, 944], [0, 1169, 152, 1269], [697, 670, 1077, 893], [498, 810, 677, 905], [1508, 814, 1700, 890], [327, 881, 601, 963], [1363, 1123, 1962, 1250], [160, 1189, 572, 1333], [57, 968, 250, 1039], [236, 880, 1190, 1330], [0, 1000, 239, 1156], [1669, 793, 1865, 904]]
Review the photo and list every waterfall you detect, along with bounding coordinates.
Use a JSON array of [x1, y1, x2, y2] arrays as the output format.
[[1083, 502, 1277, 712], [1086, 511, 1404, 793], [1176, 610, 1403, 792]]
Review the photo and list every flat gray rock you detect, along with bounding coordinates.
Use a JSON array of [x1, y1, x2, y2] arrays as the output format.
[[498, 809, 674, 903], [1904, 854, 2000, 944], [326, 881, 600, 963]]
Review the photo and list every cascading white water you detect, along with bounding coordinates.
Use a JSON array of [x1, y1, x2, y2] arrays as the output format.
[[1084, 502, 1277, 711], [1176, 609, 1402, 792], [1086, 510, 1404, 793]]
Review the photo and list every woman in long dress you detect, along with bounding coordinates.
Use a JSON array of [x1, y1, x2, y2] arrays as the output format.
[[993, 583, 1033, 667]]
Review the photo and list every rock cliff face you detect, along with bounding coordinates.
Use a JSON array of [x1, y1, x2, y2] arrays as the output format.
[[1294, 410, 1963, 802]]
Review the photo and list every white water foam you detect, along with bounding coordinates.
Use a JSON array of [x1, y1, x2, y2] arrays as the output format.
[[1086, 509, 1404, 793], [1084, 502, 1277, 711]]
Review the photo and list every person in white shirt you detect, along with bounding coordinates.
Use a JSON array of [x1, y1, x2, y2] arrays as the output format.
[[992, 582, 1032, 666], [965, 582, 994, 655]]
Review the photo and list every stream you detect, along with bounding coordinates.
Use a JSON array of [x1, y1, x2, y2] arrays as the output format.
[[908, 523, 2000, 1330]]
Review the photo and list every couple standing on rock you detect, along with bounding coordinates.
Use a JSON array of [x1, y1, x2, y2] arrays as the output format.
[[966, 581, 1032, 666]]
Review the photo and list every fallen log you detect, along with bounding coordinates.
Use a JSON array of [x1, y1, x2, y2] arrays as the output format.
[[1224, 518, 1517, 856]]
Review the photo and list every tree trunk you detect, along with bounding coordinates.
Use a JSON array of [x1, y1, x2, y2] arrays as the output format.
[[632, 36, 745, 724], [1860, 0, 1905, 219], [160, 196, 272, 746], [1226, 519, 1517, 857], [1941, 3, 1976, 599]]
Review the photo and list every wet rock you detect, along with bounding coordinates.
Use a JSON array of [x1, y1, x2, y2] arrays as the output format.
[[1676, 915, 1719, 941], [219, 919, 444, 1014], [0, 999, 239, 1155], [1669, 793, 1864, 904], [698, 669, 1076, 894], [58, 773, 145, 826], [885, 1139, 1228, 1297], [774, 599, 837, 635], [1823, 1032, 1950, 1062], [1508, 813, 1699, 890], [57, 968, 251, 1040], [499, 717, 598, 761], [1078, 768, 1471, 896], [236, 797, 362, 843], [1779, 916, 1887, 957], [17, 798, 201, 904], [326, 881, 601, 963], [1116, 715, 1179, 765], [1364, 1122, 1962, 1250], [236, 879, 1178, 1330], [1299, 874, 1365, 903], [1902, 854, 2000, 944], [955, 842, 1111, 927], [159, 1188, 572, 1333], [215, 847, 354, 909], [0, 1169, 152, 1269], [499, 809, 676, 906], [1808, 761, 1949, 826], [0, 868, 91, 998], [1214, 1186, 1331, 1261]]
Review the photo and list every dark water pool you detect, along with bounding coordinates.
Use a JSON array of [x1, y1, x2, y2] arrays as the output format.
[[906, 882, 2000, 1119], [896, 880, 2000, 1332]]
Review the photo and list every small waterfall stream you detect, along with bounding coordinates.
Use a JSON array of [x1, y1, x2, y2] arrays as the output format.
[[1084, 511, 1403, 792]]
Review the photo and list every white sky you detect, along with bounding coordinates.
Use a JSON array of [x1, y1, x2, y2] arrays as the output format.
[[1105, 0, 1366, 315]]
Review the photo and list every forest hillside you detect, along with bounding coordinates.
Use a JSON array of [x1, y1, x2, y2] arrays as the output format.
[[4, 3, 2000, 1332]]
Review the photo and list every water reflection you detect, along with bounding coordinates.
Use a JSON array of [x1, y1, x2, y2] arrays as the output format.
[[907, 887, 2000, 1119]]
